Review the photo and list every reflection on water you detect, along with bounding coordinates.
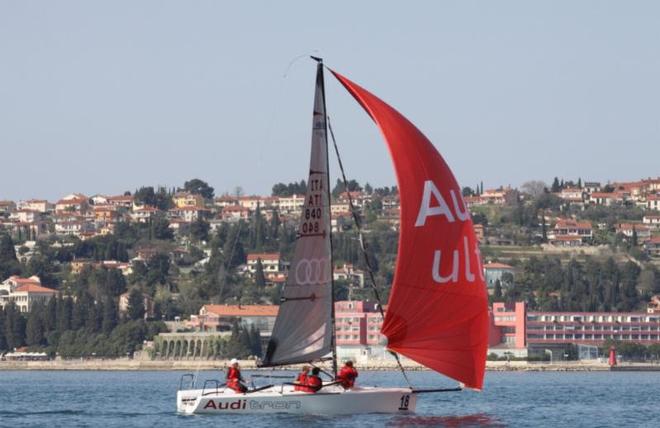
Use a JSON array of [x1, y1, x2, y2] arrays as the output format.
[[388, 413, 505, 427]]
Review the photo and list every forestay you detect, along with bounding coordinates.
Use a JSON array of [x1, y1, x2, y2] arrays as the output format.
[[331, 70, 489, 390], [261, 62, 334, 367]]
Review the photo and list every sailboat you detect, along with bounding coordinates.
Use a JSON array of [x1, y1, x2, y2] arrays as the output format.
[[176, 58, 489, 415]]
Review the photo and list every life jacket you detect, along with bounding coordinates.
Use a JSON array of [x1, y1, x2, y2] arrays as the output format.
[[304, 375, 322, 393], [337, 366, 358, 389], [293, 372, 308, 391]]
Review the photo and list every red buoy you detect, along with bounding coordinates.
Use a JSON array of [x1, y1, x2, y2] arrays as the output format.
[[608, 346, 617, 367]]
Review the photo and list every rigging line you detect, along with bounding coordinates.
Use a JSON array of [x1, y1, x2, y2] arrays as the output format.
[[326, 116, 412, 389]]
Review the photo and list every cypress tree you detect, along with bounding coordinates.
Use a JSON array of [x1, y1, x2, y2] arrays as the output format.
[[494, 279, 503, 300], [102, 297, 118, 334], [44, 297, 57, 334], [56, 296, 72, 333], [26, 303, 45, 346], [254, 259, 267, 288], [4, 302, 26, 349], [127, 288, 145, 321], [0, 308, 7, 351]]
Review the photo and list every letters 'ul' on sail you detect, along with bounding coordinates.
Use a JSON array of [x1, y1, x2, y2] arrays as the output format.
[[331, 70, 489, 390], [261, 63, 334, 367]]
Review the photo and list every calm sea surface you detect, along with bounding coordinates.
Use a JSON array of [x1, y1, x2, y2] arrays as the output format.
[[0, 369, 658, 427]]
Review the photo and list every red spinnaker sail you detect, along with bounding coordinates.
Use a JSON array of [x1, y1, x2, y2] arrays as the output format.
[[331, 70, 489, 390]]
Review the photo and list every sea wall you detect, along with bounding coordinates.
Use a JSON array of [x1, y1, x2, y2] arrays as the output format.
[[2, 358, 651, 371]]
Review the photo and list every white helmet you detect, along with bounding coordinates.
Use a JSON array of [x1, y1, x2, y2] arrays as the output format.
[[230, 358, 239, 365]]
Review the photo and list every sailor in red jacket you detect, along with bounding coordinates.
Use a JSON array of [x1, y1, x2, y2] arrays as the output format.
[[304, 367, 323, 393], [226, 358, 248, 393], [293, 365, 310, 391], [337, 360, 358, 389]]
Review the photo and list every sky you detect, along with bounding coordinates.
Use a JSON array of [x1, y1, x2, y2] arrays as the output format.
[[1, 1, 659, 201]]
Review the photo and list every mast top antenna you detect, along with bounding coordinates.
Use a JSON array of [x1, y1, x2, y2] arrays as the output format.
[[310, 56, 323, 63]]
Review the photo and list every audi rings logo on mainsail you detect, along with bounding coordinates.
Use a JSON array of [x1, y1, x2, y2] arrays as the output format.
[[295, 258, 331, 285]]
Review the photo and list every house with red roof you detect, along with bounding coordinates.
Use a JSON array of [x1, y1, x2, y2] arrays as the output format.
[[483, 262, 515, 289], [550, 219, 593, 243], [0, 275, 57, 312]]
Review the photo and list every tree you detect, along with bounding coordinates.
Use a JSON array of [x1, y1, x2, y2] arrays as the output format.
[[189, 218, 210, 242], [146, 253, 171, 286], [254, 259, 267, 288], [183, 178, 215, 200], [493, 280, 503, 300], [462, 187, 475, 197], [152, 215, 174, 240], [0, 233, 21, 279], [3, 302, 26, 350], [364, 183, 373, 195], [102, 297, 118, 334], [56, 295, 72, 333], [127, 288, 146, 321], [26, 304, 45, 346], [521, 180, 548, 198], [0, 308, 7, 351], [332, 178, 362, 198], [551, 177, 561, 193]]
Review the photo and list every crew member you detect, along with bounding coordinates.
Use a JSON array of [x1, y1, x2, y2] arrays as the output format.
[[304, 367, 323, 393], [226, 358, 248, 393], [293, 365, 310, 391], [337, 360, 358, 389]]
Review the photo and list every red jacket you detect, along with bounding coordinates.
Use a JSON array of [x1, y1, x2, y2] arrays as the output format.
[[293, 372, 308, 391], [337, 366, 358, 388], [226, 367, 244, 392], [304, 375, 322, 393]]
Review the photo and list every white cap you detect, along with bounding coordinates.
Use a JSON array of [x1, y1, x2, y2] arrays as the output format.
[[230, 358, 238, 365]]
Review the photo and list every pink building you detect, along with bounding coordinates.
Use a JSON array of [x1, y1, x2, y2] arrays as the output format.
[[489, 301, 660, 353]]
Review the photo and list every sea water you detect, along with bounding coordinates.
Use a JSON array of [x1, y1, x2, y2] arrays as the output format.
[[0, 369, 658, 427]]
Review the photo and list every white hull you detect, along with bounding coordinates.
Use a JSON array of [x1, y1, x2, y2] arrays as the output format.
[[177, 384, 417, 415]]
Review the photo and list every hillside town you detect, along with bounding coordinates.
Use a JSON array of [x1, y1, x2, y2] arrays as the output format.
[[3, 175, 660, 364]]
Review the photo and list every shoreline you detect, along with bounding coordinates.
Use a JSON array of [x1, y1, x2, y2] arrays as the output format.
[[2, 359, 658, 372]]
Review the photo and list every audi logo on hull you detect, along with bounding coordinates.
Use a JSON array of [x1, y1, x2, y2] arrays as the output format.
[[294, 258, 331, 285]]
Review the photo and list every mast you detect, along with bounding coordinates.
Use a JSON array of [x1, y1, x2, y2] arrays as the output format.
[[313, 56, 339, 377]]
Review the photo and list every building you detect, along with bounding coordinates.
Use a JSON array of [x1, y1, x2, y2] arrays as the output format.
[[589, 192, 622, 206], [647, 194, 660, 211], [168, 206, 208, 223], [131, 206, 159, 223], [172, 192, 205, 209], [489, 301, 660, 357], [0, 200, 16, 215], [278, 194, 305, 214], [17, 199, 51, 213], [220, 205, 251, 222], [483, 262, 515, 289], [480, 187, 516, 205], [616, 223, 651, 242], [189, 304, 280, 335], [55, 193, 89, 213], [246, 253, 288, 276], [642, 215, 660, 229], [0, 275, 57, 312], [333, 263, 366, 287], [648, 295, 660, 314], [583, 182, 601, 194], [107, 194, 134, 209], [550, 219, 593, 242], [558, 187, 584, 204], [644, 237, 660, 258]]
